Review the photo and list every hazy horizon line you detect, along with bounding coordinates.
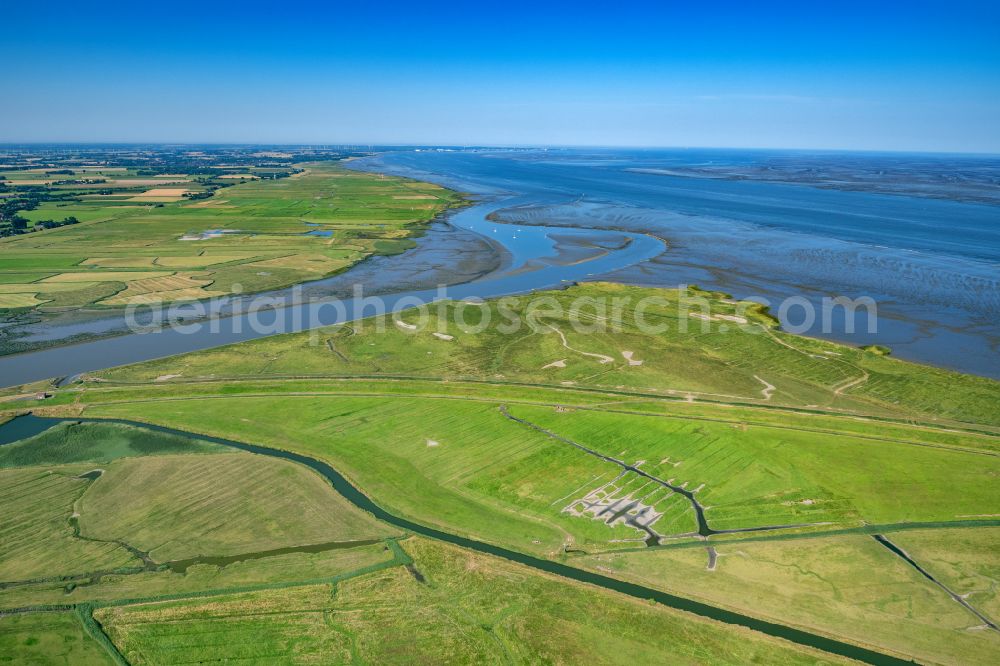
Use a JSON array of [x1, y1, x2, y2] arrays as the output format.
[[1, 141, 998, 158]]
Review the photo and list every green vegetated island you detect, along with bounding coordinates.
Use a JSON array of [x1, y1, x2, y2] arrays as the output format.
[[2, 148, 1000, 665]]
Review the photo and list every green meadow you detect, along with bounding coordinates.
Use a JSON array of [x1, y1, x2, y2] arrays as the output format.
[[94, 538, 841, 666], [0, 163, 459, 312], [578, 531, 1000, 665], [0, 422, 836, 665], [0, 611, 114, 665]]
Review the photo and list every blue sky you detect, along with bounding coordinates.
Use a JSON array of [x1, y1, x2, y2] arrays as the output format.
[[3, 1, 999, 151]]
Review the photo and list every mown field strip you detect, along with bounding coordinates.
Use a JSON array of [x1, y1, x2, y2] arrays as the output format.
[[78, 372, 1000, 438], [62, 383, 1000, 457]]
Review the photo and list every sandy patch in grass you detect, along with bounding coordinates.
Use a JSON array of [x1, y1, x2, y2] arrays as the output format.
[[621, 351, 644, 366], [432, 332, 454, 341], [395, 320, 418, 331], [754, 375, 776, 400], [426, 439, 440, 447], [154, 374, 182, 382], [542, 359, 567, 369], [41, 271, 172, 283]]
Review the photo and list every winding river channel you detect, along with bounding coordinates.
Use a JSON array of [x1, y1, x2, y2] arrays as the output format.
[[0, 414, 911, 665], [0, 191, 664, 387]]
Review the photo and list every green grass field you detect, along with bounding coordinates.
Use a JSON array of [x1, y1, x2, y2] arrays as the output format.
[[0, 419, 843, 665], [78, 452, 391, 561], [0, 465, 138, 582], [66, 393, 1000, 554], [94, 537, 843, 665], [0, 163, 459, 313], [0, 422, 394, 588], [889, 527, 1000, 622], [33, 372, 993, 663], [578, 532, 1000, 665], [0, 421, 227, 468], [0, 544, 394, 611], [0, 612, 114, 665]]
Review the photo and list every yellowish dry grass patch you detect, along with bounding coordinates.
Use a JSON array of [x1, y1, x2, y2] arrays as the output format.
[[245, 253, 350, 274], [129, 188, 191, 202], [113, 180, 190, 187], [0, 283, 99, 293], [100, 274, 223, 305], [81, 257, 158, 268], [41, 271, 173, 283], [185, 199, 233, 208], [0, 293, 48, 308], [154, 254, 257, 268]]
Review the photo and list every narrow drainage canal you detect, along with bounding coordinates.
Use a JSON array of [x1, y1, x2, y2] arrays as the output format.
[[1, 414, 913, 665]]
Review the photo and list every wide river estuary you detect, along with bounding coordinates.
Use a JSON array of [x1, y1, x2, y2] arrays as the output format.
[[0, 148, 997, 385]]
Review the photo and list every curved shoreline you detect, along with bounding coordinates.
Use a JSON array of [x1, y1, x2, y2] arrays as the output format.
[[0, 414, 913, 665], [0, 201, 666, 387]]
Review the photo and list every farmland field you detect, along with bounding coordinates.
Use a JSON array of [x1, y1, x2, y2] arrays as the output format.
[[577, 532, 1000, 665], [93, 538, 843, 665], [0, 419, 848, 665], [0, 156, 460, 321]]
